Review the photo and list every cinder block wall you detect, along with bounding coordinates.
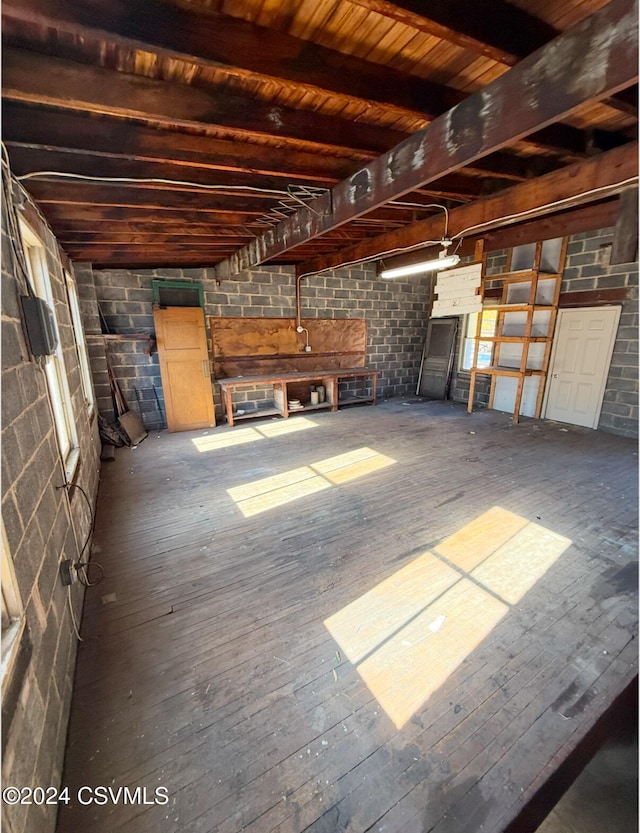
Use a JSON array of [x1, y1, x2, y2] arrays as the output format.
[[85, 263, 433, 425], [450, 228, 638, 437], [1, 186, 101, 833]]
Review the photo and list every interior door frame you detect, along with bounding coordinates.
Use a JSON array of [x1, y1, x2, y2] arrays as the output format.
[[541, 305, 621, 429]]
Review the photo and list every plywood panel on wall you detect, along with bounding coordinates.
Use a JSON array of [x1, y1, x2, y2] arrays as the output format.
[[209, 317, 367, 377]]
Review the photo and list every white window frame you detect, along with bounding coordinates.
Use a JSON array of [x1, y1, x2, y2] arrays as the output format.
[[1, 524, 24, 684], [460, 308, 498, 371], [64, 270, 95, 416], [20, 221, 80, 481]]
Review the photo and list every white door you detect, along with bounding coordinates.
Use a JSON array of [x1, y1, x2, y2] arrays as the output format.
[[543, 306, 621, 429]]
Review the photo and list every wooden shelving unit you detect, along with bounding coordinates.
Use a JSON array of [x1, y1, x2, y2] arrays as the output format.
[[467, 238, 567, 423]]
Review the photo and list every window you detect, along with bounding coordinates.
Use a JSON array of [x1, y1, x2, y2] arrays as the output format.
[[20, 222, 79, 481], [64, 270, 95, 416], [460, 308, 498, 371], [1, 524, 24, 682], [152, 279, 204, 307]]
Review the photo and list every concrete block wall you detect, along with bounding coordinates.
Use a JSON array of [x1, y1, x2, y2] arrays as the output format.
[[1, 184, 101, 833], [87, 262, 433, 425], [450, 227, 638, 437]]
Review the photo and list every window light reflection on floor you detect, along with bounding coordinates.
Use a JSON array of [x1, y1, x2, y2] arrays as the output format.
[[191, 416, 318, 452], [227, 447, 396, 517], [324, 507, 571, 729]]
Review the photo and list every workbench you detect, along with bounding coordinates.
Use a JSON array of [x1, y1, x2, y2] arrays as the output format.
[[217, 368, 380, 426]]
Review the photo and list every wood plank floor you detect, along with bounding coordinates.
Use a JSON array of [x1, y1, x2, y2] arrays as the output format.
[[56, 400, 639, 833]]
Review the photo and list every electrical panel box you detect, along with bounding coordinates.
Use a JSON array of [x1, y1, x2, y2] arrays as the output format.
[[20, 295, 59, 357]]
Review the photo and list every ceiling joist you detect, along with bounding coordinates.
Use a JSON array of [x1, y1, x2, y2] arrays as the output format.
[[296, 142, 638, 276], [212, 0, 638, 279], [2, 0, 637, 271], [2, 0, 462, 118]]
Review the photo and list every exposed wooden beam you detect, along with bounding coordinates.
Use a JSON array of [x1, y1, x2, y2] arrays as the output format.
[[2, 103, 366, 184], [2, 48, 407, 155], [212, 0, 638, 278], [296, 143, 638, 276], [349, 0, 635, 117], [35, 203, 263, 226], [559, 286, 632, 306], [347, 0, 556, 65], [522, 124, 629, 158], [52, 223, 377, 243], [606, 84, 638, 116], [34, 201, 433, 233], [475, 201, 620, 254], [389, 201, 619, 265], [3, 84, 556, 189], [1, 0, 462, 119], [6, 144, 333, 195], [20, 181, 275, 213], [63, 244, 238, 258], [51, 219, 257, 235], [4, 54, 628, 181], [62, 237, 252, 248], [57, 231, 256, 244], [71, 256, 246, 269]]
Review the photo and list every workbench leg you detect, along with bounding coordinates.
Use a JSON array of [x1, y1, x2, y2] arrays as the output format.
[[225, 390, 234, 426], [330, 379, 339, 411]]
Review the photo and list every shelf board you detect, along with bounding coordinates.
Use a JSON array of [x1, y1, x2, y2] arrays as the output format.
[[485, 335, 551, 343], [487, 269, 561, 283], [484, 303, 556, 313], [297, 402, 333, 412], [233, 407, 282, 421], [337, 396, 375, 405], [470, 366, 546, 377]]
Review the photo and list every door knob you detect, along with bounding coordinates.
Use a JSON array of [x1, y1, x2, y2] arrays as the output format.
[[552, 373, 559, 378]]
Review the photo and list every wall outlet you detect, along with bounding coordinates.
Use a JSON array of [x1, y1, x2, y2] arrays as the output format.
[[60, 559, 76, 586]]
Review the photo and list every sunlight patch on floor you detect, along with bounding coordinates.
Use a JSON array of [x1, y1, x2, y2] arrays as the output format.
[[192, 417, 317, 452], [325, 507, 572, 729], [192, 428, 262, 451], [356, 579, 508, 730], [311, 447, 396, 485], [227, 447, 396, 517], [325, 552, 459, 665], [472, 522, 571, 605]]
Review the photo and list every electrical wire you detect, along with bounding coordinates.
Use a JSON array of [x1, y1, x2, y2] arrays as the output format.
[[67, 483, 104, 587], [298, 177, 637, 278], [449, 177, 638, 244], [67, 586, 83, 642], [297, 239, 443, 279], [14, 169, 300, 197], [1, 144, 37, 296]]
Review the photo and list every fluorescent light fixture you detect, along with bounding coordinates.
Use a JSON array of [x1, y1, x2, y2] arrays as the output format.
[[380, 253, 460, 280]]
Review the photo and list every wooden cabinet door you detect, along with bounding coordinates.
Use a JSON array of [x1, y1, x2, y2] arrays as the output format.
[[154, 306, 215, 432]]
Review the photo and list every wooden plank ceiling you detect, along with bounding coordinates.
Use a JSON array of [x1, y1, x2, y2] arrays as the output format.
[[2, 0, 638, 271]]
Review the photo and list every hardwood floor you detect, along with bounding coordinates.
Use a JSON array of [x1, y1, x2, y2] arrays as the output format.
[[56, 400, 638, 833]]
